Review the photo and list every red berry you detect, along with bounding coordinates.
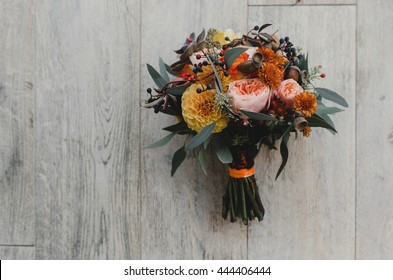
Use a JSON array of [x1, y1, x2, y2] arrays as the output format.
[[219, 51, 224, 56], [187, 38, 192, 43], [320, 73, 326, 78], [196, 54, 201, 59]]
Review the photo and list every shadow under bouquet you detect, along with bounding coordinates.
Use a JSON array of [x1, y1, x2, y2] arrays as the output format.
[[143, 24, 347, 224]]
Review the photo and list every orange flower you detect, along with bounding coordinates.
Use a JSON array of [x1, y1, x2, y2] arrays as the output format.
[[257, 63, 284, 89], [293, 91, 318, 117], [302, 126, 312, 137], [228, 52, 248, 80], [257, 48, 288, 67]]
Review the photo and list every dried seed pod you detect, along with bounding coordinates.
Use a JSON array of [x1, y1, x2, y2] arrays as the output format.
[[293, 117, 308, 131], [237, 53, 264, 74]]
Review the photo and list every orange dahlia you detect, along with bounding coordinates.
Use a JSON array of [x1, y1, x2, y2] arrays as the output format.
[[257, 63, 284, 89], [293, 91, 318, 117], [181, 84, 228, 133]]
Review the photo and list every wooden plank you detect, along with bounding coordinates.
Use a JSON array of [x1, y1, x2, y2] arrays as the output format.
[[356, 0, 393, 260], [295, 0, 356, 5], [35, 0, 141, 259], [249, 0, 356, 5], [249, 0, 295, 6], [248, 5, 356, 259], [140, 0, 248, 259], [0, 1, 35, 245], [0, 246, 35, 260]]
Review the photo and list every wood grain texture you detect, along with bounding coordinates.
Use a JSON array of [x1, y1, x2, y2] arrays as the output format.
[[356, 0, 393, 260], [0, 0, 35, 245], [140, 0, 248, 259], [248, 5, 356, 259], [35, 0, 141, 259], [295, 0, 356, 5], [0, 246, 35, 260], [249, 0, 296, 6], [249, 0, 356, 5]]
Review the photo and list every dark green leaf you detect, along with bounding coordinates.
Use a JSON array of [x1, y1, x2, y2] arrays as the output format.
[[258, 23, 272, 32], [224, 47, 248, 68], [159, 57, 170, 83], [275, 133, 289, 180], [241, 110, 277, 121], [298, 52, 308, 71], [185, 122, 216, 150], [315, 87, 348, 107], [146, 64, 167, 89], [215, 145, 233, 163], [166, 83, 191, 96], [306, 115, 337, 133], [163, 121, 189, 133], [198, 149, 207, 176], [145, 132, 176, 149], [171, 146, 186, 176]]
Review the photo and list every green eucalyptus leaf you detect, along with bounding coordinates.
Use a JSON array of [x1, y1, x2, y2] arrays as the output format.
[[198, 149, 207, 175], [165, 63, 178, 76], [241, 110, 277, 121], [316, 106, 343, 115], [216, 145, 233, 164], [203, 134, 213, 149], [145, 132, 176, 149], [306, 114, 337, 133], [166, 83, 191, 95], [185, 122, 216, 150], [205, 55, 223, 93], [171, 146, 186, 176], [147, 63, 167, 89], [159, 57, 170, 83], [275, 133, 289, 180], [315, 87, 348, 108], [224, 47, 248, 68]]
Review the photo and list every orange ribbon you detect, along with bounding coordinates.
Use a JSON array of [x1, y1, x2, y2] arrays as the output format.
[[229, 167, 255, 178]]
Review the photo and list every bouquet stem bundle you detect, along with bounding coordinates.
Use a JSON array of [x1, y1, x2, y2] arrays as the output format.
[[222, 145, 265, 224]]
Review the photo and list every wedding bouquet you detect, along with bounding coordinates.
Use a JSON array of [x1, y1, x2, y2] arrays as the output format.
[[143, 24, 347, 224]]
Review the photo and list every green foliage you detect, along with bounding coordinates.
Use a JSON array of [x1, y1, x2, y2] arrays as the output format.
[[215, 144, 233, 164], [275, 132, 290, 180], [185, 122, 216, 150], [315, 87, 348, 107], [171, 146, 186, 176], [241, 110, 277, 121], [146, 63, 167, 89], [224, 47, 248, 68], [145, 132, 176, 149]]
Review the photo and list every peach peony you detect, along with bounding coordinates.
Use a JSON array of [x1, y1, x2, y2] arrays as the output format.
[[275, 79, 303, 109], [227, 79, 272, 117]]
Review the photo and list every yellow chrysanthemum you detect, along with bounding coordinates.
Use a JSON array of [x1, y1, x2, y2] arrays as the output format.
[[197, 65, 232, 92], [302, 126, 312, 137], [293, 91, 318, 117], [212, 29, 242, 45], [181, 84, 228, 133]]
